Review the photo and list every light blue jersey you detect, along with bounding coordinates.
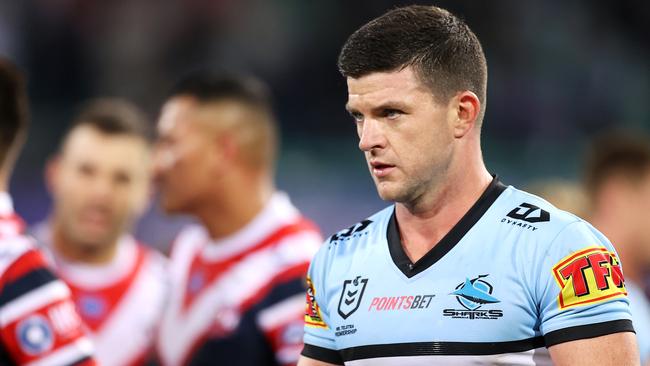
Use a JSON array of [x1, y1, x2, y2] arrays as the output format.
[[303, 178, 634, 365]]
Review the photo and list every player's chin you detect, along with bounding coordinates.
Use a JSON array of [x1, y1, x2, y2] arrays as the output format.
[[72, 228, 115, 248], [160, 195, 189, 214], [374, 182, 403, 202]]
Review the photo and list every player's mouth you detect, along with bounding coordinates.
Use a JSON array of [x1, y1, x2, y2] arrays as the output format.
[[370, 161, 395, 178], [78, 206, 112, 228]]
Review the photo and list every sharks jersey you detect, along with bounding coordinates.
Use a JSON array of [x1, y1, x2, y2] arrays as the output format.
[[302, 178, 634, 365]]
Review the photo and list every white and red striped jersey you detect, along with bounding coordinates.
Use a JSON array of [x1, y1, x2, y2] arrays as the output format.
[[31, 225, 168, 366], [157, 192, 321, 366], [0, 192, 96, 366]]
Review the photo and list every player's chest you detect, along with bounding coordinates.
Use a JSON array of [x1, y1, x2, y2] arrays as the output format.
[[323, 248, 537, 347], [66, 266, 166, 335]]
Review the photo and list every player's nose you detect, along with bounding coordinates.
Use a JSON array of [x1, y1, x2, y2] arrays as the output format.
[[358, 118, 387, 152], [151, 148, 170, 180]]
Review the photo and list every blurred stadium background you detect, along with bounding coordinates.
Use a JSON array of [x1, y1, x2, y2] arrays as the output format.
[[1, 0, 648, 250]]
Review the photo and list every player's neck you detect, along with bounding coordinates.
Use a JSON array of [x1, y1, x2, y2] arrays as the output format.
[[0, 174, 8, 193], [199, 177, 274, 240], [395, 164, 493, 263], [51, 224, 119, 265]]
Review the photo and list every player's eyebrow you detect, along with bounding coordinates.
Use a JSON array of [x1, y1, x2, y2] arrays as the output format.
[[345, 101, 408, 116], [370, 101, 408, 114]]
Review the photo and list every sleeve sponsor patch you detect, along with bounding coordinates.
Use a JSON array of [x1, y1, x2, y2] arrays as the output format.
[[552, 246, 627, 310], [304, 277, 328, 329]]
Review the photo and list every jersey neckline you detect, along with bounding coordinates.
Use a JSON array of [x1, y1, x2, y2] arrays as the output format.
[[386, 176, 508, 278]]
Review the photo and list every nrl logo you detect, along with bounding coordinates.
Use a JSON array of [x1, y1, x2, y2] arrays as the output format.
[[337, 276, 368, 319]]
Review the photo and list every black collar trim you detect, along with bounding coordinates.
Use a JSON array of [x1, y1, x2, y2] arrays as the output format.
[[387, 176, 507, 278]]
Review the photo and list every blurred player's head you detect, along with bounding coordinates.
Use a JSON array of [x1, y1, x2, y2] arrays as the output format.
[[584, 132, 650, 277], [154, 71, 277, 215], [0, 58, 28, 190], [47, 99, 152, 257], [338, 5, 487, 205]]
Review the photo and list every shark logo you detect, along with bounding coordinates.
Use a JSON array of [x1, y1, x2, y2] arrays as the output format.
[[451, 275, 500, 311]]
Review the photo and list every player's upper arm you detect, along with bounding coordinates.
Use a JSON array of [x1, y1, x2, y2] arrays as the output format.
[[0, 248, 96, 365], [301, 241, 344, 365], [297, 355, 340, 366], [548, 332, 639, 365], [534, 221, 634, 341]]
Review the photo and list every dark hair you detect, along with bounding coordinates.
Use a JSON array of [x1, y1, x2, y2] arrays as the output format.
[[169, 71, 272, 112], [584, 131, 650, 198], [338, 5, 487, 123], [167, 71, 278, 169], [0, 58, 28, 167], [67, 98, 152, 143]]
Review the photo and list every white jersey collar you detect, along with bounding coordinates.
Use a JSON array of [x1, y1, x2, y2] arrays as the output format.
[[200, 192, 299, 261], [34, 224, 140, 289], [54, 235, 139, 289], [0, 192, 14, 216]]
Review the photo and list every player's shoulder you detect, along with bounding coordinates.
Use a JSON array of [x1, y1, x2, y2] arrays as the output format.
[[262, 215, 323, 263], [498, 185, 586, 230], [168, 224, 208, 260], [136, 241, 169, 275], [497, 184, 606, 246], [311, 206, 392, 268], [328, 206, 391, 245], [0, 233, 39, 276]]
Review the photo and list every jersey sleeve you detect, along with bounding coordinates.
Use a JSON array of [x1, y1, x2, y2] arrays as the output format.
[[0, 249, 96, 365], [535, 221, 634, 347], [256, 293, 305, 366], [301, 243, 343, 365], [253, 226, 323, 366]]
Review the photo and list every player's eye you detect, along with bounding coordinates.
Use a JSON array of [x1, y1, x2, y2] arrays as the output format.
[[114, 171, 132, 185], [382, 109, 403, 120], [78, 163, 95, 177], [348, 111, 364, 123]]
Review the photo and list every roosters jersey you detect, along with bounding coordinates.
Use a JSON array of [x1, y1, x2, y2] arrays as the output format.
[[0, 192, 95, 365], [157, 193, 321, 366], [303, 178, 635, 365], [31, 226, 168, 366]]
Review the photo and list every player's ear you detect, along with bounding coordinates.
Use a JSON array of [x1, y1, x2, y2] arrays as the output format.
[[213, 131, 239, 168], [452, 91, 480, 138], [133, 159, 154, 217]]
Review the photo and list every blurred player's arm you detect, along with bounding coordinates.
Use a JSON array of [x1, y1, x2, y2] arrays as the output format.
[[549, 332, 639, 366], [0, 248, 96, 365]]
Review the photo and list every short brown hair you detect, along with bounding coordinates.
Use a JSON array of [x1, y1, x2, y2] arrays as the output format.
[[0, 58, 28, 167], [584, 131, 650, 198], [65, 98, 152, 144], [338, 5, 488, 124]]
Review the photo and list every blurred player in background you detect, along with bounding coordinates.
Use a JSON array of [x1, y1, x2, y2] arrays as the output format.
[[31, 99, 168, 366], [0, 58, 96, 365], [583, 132, 650, 365], [525, 179, 588, 218], [154, 72, 321, 366]]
